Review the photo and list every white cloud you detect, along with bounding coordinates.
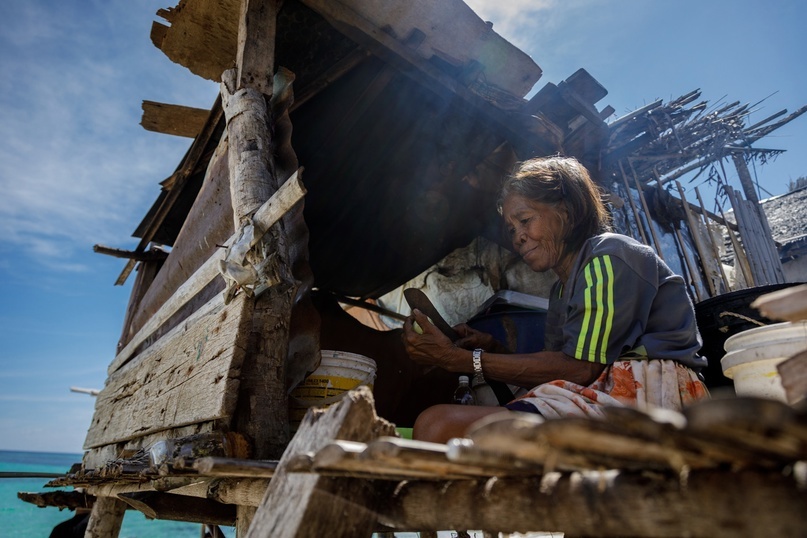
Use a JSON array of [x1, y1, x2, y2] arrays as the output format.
[[0, 1, 216, 273], [465, 0, 557, 48]]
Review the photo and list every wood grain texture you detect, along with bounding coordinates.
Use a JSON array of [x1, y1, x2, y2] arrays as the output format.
[[85, 293, 252, 448], [246, 386, 395, 537]]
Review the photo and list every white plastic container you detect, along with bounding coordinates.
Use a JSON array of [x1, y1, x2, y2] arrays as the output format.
[[289, 350, 377, 430], [721, 321, 807, 401]]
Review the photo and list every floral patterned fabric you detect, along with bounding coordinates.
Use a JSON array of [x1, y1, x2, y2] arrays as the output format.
[[505, 359, 709, 418]]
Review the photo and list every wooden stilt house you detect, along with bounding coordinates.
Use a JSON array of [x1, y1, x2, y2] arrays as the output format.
[[21, 1, 807, 536]]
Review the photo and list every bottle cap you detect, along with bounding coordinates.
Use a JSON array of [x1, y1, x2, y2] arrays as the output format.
[[458, 375, 470, 384]]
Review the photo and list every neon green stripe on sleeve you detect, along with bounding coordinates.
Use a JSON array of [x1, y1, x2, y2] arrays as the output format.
[[575, 256, 615, 363], [575, 263, 594, 360], [588, 257, 606, 362], [599, 255, 615, 364]]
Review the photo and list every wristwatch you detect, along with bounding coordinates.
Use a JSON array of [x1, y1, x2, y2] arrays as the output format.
[[472, 348, 484, 381]]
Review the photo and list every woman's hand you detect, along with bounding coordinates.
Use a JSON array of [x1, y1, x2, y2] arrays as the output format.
[[453, 323, 508, 353], [402, 309, 463, 370]]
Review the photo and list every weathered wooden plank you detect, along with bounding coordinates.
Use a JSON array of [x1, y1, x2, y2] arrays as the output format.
[[246, 386, 396, 537], [305, 438, 494, 480], [121, 138, 232, 350], [85, 293, 252, 449], [467, 410, 712, 472], [152, 0, 540, 97], [193, 456, 278, 477], [109, 170, 305, 375], [300, 0, 540, 98], [380, 469, 807, 537], [140, 100, 210, 138]]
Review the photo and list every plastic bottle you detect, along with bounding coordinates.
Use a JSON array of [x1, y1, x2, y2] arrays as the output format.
[[453, 375, 476, 405]]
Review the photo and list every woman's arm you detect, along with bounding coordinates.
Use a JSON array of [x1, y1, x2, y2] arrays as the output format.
[[403, 309, 605, 388]]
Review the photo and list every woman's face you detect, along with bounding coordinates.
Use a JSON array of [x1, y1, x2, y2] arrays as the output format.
[[502, 193, 568, 274]]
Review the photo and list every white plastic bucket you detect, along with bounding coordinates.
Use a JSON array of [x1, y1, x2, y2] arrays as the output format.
[[289, 350, 377, 428], [721, 321, 807, 401]]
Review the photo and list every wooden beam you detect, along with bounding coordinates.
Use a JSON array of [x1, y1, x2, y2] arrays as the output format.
[[118, 492, 236, 527], [17, 490, 94, 510], [140, 101, 210, 138], [93, 244, 168, 262], [379, 469, 807, 537]]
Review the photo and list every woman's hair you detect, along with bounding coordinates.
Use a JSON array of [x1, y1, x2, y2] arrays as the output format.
[[497, 156, 612, 256]]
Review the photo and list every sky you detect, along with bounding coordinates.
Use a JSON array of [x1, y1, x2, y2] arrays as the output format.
[[0, 0, 804, 454]]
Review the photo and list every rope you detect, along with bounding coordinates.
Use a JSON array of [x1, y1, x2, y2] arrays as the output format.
[[718, 311, 767, 330]]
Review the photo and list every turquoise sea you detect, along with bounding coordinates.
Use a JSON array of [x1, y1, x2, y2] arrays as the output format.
[[0, 450, 233, 537]]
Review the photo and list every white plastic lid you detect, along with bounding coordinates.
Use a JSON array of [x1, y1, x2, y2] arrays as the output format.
[[458, 375, 470, 384]]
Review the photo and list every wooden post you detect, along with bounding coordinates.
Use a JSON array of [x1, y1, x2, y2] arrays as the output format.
[[246, 387, 396, 537], [83, 496, 126, 538], [221, 0, 292, 464], [223, 15, 322, 530]]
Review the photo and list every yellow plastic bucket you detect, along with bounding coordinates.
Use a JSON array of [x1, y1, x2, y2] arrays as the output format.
[[289, 350, 377, 429]]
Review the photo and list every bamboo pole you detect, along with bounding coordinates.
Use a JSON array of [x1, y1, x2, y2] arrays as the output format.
[[674, 228, 704, 302], [675, 181, 715, 297], [618, 161, 648, 245], [628, 160, 665, 260]]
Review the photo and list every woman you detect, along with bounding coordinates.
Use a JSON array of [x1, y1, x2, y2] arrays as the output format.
[[402, 156, 709, 443]]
